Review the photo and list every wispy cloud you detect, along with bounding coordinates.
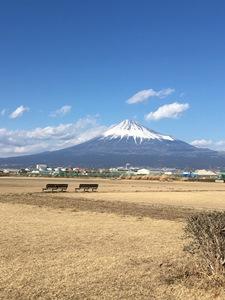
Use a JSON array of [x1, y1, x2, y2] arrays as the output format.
[[0, 116, 106, 157], [191, 139, 213, 147], [191, 139, 225, 151], [9, 105, 30, 119], [145, 102, 189, 121], [0, 109, 6, 116], [126, 88, 175, 104], [50, 105, 72, 117]]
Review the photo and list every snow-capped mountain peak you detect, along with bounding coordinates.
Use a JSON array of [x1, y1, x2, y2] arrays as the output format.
[[101, 119, 174, 143]]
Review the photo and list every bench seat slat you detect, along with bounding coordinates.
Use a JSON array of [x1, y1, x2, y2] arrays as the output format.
[[42, 183, 68, 192], [75, 183, 98, 192]]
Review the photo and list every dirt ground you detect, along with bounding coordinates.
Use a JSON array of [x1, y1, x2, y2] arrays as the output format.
[[1, 176, 225, 194], [1, 177, 225, 299]]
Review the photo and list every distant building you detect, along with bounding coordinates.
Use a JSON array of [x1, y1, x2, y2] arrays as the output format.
[[136, 169, 150, 175], [182, 171, 194, 178], [164, 171, 173, 176], [36, 164, 47, 171], [194, 169, 217, 177]]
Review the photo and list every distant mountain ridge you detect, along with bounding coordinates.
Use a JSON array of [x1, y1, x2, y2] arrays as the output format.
[[0, 120, 225, 169]]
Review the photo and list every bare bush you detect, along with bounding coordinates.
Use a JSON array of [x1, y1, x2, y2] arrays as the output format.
[[184, 211, 225, 275]]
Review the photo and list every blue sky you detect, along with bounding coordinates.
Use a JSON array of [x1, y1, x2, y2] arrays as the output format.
[[0, 0, 225, 156]]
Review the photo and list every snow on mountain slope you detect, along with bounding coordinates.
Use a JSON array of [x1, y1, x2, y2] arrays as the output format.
[[101, 119, 174, 143], [0, 119, 224, 168]]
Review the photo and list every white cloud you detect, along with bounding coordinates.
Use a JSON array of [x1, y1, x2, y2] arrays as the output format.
[[0, 116, 106, 157], [191, 139, 225, 151], [9, 105, 29, 119], [191, 139, 213, 147], [126, 88, 175, 104], [216, 141, 225, 147], [50, 105, 72, 117], [145, 102, 190, 121]]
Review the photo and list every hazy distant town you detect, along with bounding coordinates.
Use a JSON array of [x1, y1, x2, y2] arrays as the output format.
[[1, 163, 225, 182]]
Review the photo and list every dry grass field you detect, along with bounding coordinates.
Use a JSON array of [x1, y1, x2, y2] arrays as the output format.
[[1, 177, 225, 299]]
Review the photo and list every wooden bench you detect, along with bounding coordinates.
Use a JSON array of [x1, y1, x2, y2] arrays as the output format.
[[42, 183, 68, 192], [75, 183, 98, 192]]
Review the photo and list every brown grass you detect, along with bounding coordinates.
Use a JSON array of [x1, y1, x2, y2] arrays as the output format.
[[159, 255, 225, 298], [1, 176, 225, 194], [0, 193, 195, 221], [1, 178, 225, 299], [0, 200, 184, 299]]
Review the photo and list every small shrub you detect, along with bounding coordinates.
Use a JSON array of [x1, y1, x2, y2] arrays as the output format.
[[184, 211, 225, 275]]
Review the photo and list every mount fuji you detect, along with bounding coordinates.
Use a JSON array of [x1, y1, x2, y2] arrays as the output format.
[[0, 120, 225, 168]]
